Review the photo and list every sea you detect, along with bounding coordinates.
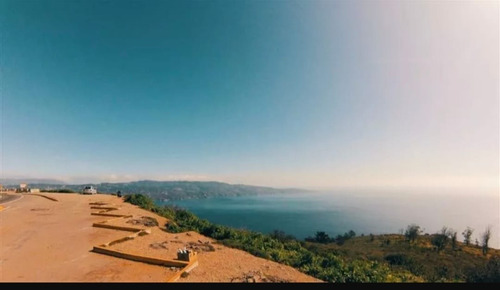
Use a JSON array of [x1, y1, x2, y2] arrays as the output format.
[[160, 187, 499, 248]]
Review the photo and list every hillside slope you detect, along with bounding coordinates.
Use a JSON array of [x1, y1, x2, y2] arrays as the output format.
[[0, 192, 320, 282], [304, 234, 500, 282], [124, 194, 500, 283]]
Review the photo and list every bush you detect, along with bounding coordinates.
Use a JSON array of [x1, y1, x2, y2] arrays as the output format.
[[481, 227, 492, 256], [385, 253, 411, 266], [404, 224, 422, 244], [466, 256, 500, 282], [431, 229, 450, 253], [124, 194, 155, 210], [270, 230, 296, 242], [123, 194, 398, 283], [314, 231, 331, 244], [462, 227, 474, 246]]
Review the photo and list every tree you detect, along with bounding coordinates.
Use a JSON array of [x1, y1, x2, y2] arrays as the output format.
[[270, 230, 295, 242], [431, 227, 450, 252], [462, 227, 474, 246], [404, 224, 422, 244], [450, 230, 458, 250], [314, 231, 331, 244], [335, 234, 346, 245], [481, 226, 492, 255]]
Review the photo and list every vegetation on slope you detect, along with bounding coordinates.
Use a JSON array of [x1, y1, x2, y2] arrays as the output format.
[[125, 194, 418, 282], [306, 232, 499, 282], [124, 194, 499, 283]]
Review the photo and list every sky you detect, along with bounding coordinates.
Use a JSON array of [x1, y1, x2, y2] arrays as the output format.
[[0, 0, 498, 189]]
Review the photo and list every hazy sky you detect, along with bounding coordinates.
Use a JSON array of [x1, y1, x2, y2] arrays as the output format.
[[1, 0, 498, 188]]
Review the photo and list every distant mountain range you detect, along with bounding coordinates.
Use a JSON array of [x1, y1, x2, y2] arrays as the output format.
[[1, 180, 308, 201], [0, 178, 67, 185]]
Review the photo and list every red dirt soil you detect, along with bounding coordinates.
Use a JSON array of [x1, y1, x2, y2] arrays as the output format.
[[0, 193, 321, 282]]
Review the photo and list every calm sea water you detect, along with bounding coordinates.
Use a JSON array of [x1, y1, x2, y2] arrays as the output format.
[[160, 188, 499, 248]]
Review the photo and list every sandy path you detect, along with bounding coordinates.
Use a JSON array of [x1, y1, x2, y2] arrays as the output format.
[[0, 194, 22, 205], [0, 193, 171, 282]]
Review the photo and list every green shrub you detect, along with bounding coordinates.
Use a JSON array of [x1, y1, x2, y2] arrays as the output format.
[[385, 253, 411, 266], [466, 256, 500, 282], [123, 194, 410, 283], [404, 224, 422, 244], [124, 194, 155, 210]]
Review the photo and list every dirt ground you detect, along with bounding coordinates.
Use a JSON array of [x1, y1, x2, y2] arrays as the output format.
[[0, 193, 321, 282]]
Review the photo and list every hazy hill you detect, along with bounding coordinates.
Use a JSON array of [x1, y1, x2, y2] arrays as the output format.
[[26, 180, 306, 201]]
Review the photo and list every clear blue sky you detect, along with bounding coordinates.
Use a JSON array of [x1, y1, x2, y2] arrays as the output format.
[[1, 0, 498, 188]]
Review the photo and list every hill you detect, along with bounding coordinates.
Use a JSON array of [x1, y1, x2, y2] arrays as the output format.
[[303, 233, 500, 282], [0, 178, 66, 185], [21, 180, 307, 201], [124, 194, 500, 282]]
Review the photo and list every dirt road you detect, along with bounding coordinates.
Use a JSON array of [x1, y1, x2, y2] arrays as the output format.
[[0, 194, 22, 205], [0, 193, 320, 282]]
